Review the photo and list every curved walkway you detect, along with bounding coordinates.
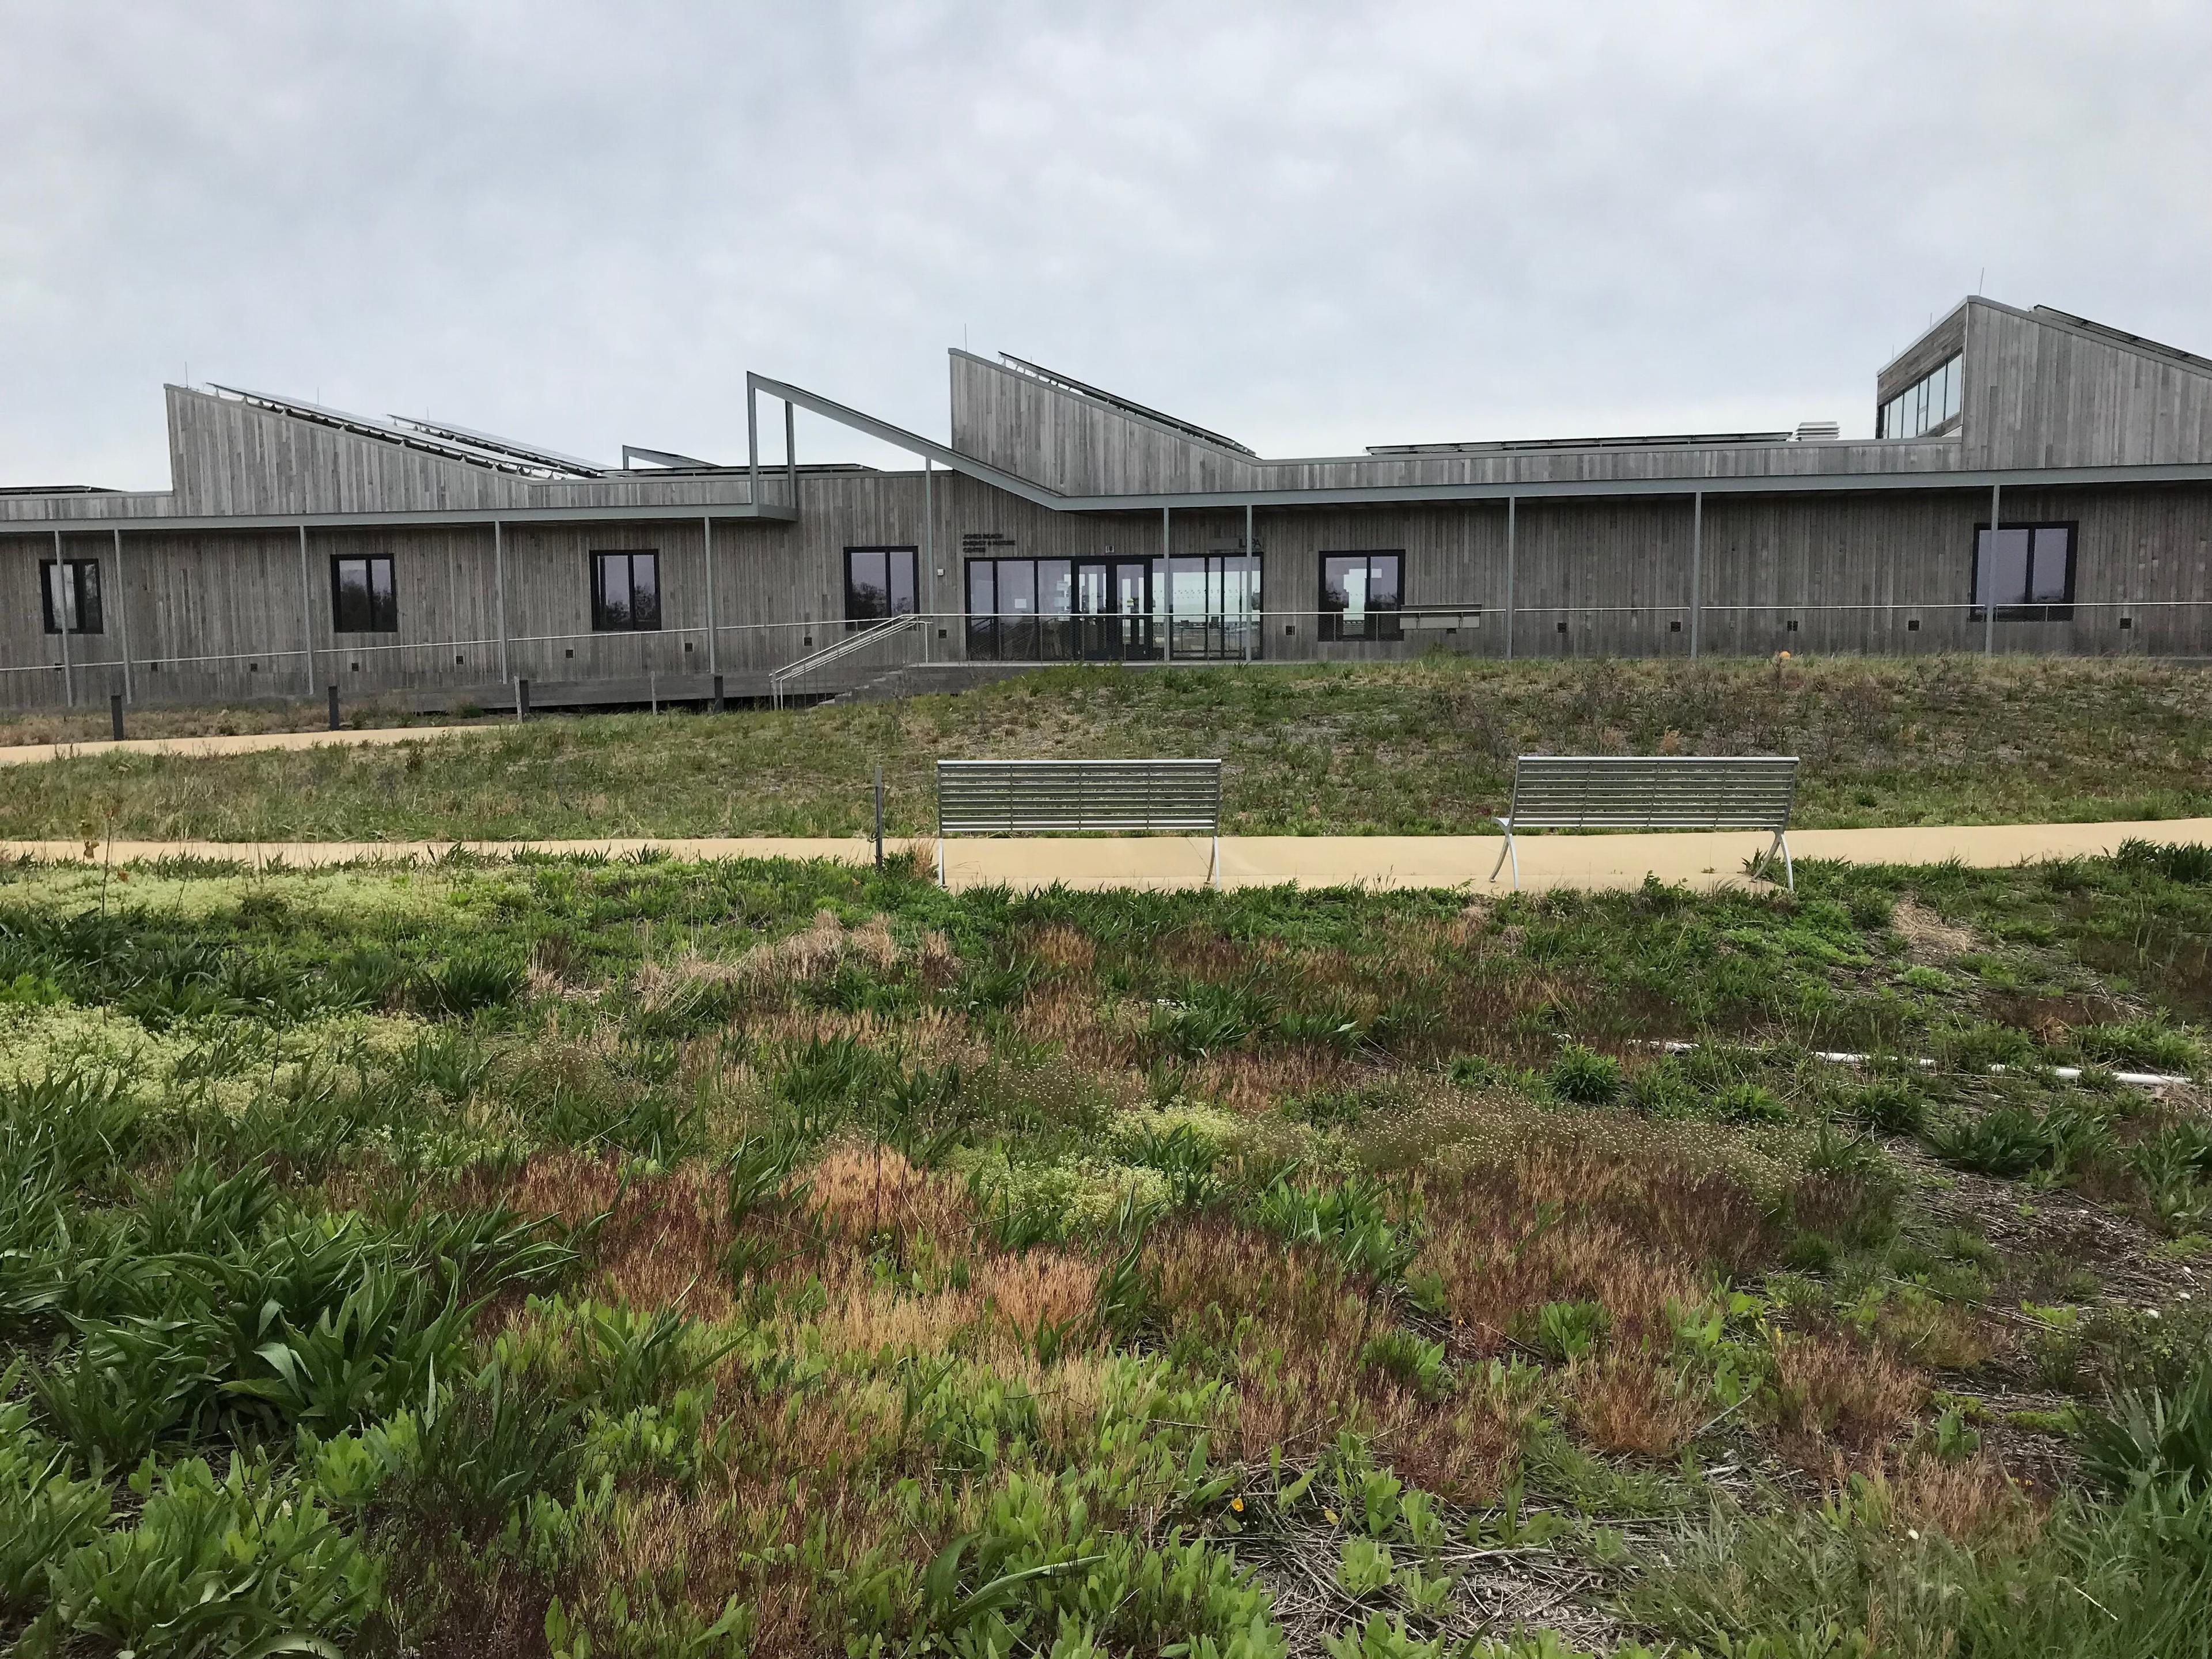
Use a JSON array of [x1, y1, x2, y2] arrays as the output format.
[[6, 818, 2208, 894]]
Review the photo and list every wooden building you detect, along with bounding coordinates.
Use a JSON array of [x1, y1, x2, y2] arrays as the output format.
[[7, 295, 2212, 713]]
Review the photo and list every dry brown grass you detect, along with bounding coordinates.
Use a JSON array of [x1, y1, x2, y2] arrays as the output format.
[[1382, 1372, 1539, 1501], [1891, 900, 1983, 962], [802, 1141, 972, 1252], [976, 1250, 1097, 1343], [634, 911, 962, 1026], [1412, 1141, 1774, 1360], [1566, 1354, 1705, 1457], [1773, 1330, 1926, 1462], [1887, 1452, 2042, 1549]]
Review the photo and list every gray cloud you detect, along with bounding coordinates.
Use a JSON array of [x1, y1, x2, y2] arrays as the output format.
[[4, 0, 2209, 487]]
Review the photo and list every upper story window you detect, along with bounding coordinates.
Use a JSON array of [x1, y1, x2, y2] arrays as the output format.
[[592, 550, 661, 631], [844, 547, 918, 624], [1319, 552, 1403, 642], [1880, 353, 1962, 440], [331, 555, 398, 632], [1974, 522, 2075, 621], [40, 559, 103, 635]]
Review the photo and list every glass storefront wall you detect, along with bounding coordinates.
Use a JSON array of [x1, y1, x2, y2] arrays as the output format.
[[966, 552, 1260, 661]]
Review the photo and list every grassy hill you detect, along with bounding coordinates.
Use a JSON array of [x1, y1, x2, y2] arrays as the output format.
[[7, 657, 2212, 842]]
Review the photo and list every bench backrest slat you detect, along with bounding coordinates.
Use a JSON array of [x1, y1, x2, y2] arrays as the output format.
[[1506, 755, 1797, 831], [938, 759, 1222, 836]]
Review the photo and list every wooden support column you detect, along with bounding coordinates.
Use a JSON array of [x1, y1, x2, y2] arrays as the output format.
[[1985, 481, 2001, 656], [52, 531, 72, 707], [785, 400, 797, 508], [747, 381, 760, 508], [703, 515, 717, 676], [1161, 505, 1172, 661], [1689, 491, 1703, 660], [1244, 501, 1255, 664], [494, 521, 510, 683], [298, 525, 316, 694], [114, 528, 132, 704], [1503, 498, 1516, 661], [923, 457, 934, 663]]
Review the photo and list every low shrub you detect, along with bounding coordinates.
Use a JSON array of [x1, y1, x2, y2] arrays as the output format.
[[1547, 1043, 1622, 1105]]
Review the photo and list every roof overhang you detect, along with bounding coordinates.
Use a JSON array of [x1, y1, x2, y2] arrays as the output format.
[[0, 501, 800, 535], [745, 373, 2212, 510]]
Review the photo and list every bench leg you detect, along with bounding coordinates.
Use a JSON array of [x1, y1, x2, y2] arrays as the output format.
[[1776, 831, 1794, 892], [1488, 820, 1518, 891], [935, 837, 945, 889], [1209, 834, 1221, 893]]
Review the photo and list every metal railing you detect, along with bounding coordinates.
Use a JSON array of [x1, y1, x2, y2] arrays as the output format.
[[7, 596, 2212, 714], [768, 613, 926, 709]]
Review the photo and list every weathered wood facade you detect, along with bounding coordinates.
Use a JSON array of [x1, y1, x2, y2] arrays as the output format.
[[7, 296, 2212, 712]]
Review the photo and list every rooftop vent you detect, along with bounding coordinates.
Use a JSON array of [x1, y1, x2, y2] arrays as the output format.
[[1794, 421, 1840, 442]]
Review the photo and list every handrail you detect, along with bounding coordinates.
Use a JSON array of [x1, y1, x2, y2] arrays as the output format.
[[768, 612, 923, 708]]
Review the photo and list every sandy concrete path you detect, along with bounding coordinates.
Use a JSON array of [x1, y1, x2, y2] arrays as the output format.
[[0, 725, 492, 767], [6, 818, 2208, 894]]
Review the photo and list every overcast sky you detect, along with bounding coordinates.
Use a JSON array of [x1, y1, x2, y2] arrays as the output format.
[[5, 1, 2211, 488]]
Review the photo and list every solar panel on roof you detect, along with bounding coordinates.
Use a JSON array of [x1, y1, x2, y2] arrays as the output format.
[[996, 354, 1257, 456], [204, 385, 597, 479], [391, 416, 604, 478]]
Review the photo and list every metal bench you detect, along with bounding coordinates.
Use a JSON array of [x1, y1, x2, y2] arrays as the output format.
[[935, 758, 1224, 889], [1490, 755, 1800, 891]]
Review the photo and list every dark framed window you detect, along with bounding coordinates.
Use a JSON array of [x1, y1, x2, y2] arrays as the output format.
[[1972, 522, 2075, 621], [330, 555, 397, 632], [39, 559, 103, 635], [844, 546, 918, 626], [592, 550, 661, 631], [1319, 551, 1402, 642], [1879, 352, 1963, 440]]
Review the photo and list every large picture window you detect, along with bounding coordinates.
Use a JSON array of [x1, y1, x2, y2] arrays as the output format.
[[1319, 552, 1402, 642], [592, 550, 661, 631], [844, 547, 918, 625], [330, 555, 398, 632], [40, 559, 103, 635], [1973, 522, 2075, 622]]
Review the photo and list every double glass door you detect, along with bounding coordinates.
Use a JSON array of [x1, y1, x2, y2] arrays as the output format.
[[1074, 559, 1152, 660]]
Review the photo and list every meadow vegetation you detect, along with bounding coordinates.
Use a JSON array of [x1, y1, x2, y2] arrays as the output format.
[[8, 654, 2212, 841], [2, 837, 2209, 1656]]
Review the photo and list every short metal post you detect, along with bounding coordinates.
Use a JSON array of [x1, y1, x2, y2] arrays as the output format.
[[516, 677, 530, 722], [873, 762, 884, 872], [109, 692, 124, 741], [713, 673, 725, 713], [328, 684, 340, 730]]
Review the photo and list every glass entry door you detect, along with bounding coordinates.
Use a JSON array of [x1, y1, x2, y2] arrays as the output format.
[[1074, 559, 1152, 660]]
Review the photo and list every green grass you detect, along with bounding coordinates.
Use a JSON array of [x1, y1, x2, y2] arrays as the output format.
[[1, 845, 2208, 1656], [10, 655, 2212, 841]]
